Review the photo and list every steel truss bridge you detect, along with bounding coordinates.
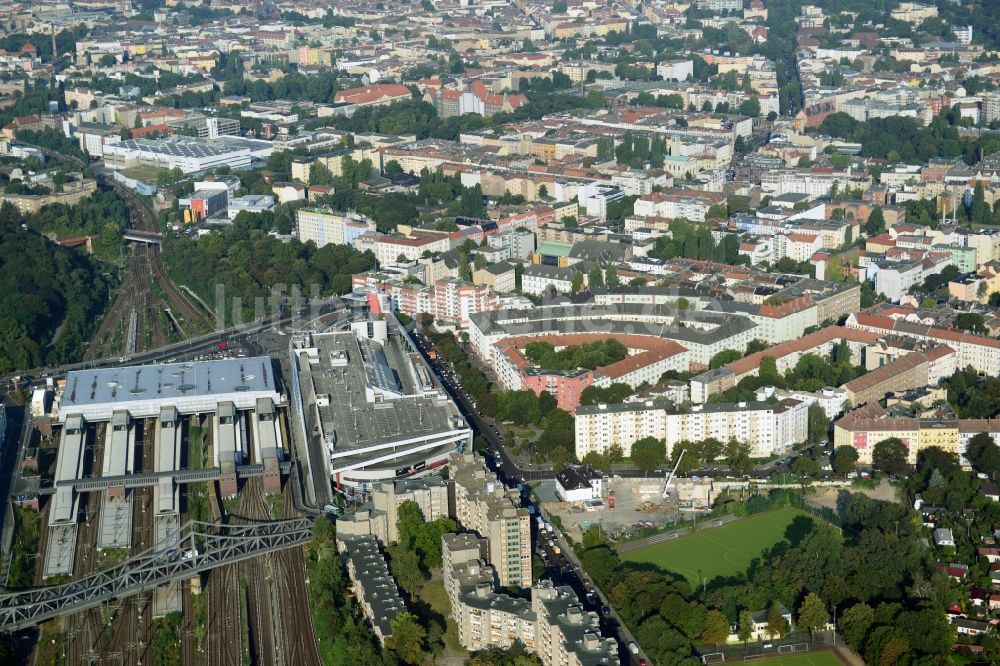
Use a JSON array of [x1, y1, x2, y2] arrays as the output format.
[[0, 518, 313, 631]]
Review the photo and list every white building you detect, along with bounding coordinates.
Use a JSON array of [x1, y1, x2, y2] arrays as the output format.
[[554, 466, 603, 503], [656, 59, 694, 81], [296, 208, 377, 248], [574, 398, 808, 460], [578, 183, 625, 220], [103, 138, 252, 173], [520, 264, 582, 296], [228, 194, 275, 219], [873, 260, 922, 302]]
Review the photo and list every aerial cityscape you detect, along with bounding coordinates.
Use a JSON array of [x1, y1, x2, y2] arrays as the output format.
[[4, 0, 1000, 665]]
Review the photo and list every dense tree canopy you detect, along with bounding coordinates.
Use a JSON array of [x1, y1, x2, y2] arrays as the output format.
[[0, 202, 111, 373], [162, 218, 375, 326], [523, 339, 628, 371]]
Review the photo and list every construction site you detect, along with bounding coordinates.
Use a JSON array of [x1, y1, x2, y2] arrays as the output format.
[[539, 473, 716, 542]]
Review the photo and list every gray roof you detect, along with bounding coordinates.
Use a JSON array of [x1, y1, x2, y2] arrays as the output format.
[[470, 303, 756, 346], [341, 535, 407, 638], [294, 331, 467, 466], [115, 138, 246, 158], [62, 357, 277, 412]]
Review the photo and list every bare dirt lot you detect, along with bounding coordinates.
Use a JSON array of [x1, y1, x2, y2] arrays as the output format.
[[805, 478, 899, 512]]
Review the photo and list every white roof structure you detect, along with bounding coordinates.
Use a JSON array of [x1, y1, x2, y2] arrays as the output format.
[[60, 357, 282, 422]]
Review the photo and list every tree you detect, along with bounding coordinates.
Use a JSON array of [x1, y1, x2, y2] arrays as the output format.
[[967, 432, 1000, 479], [864, 206, 885, 236], [384, 160, 404, 176], [738, 98, 761, 117], [571, 272, 584, 293], [839, 603, 874, 650], [397, 501, 424, 549], [807, 403, 828, 444], [388, 547, 424, 595], [709, 349, 741, 369], [581, 526, 610, 550], [587, 265, 604, 289], [388, 612, 427, 664], [766, 604, 790, 639], [738, 610, 754, 644], [872, 437, 908, 475], [701, 610, 731, 645], [706, 203, 729, 219], [792, 456, 820, 478], [955, 312, 988, 335], [833, 445, 859, 476], [607, 443, 625, 464], [309, 161, 334, 186], [796, 593, 828, 635], [605, 263, 619, 287], [631, 437, 666, 475], [724, 439, 752, 475], [538, 184, 548, 198]]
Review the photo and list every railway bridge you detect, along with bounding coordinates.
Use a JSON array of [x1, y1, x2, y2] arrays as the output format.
[[0, 517, 313, 631]]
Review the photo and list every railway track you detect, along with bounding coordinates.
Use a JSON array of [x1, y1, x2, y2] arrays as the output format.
[[276, 490, 322, 666], [240, 478, 277, 666], [21, 143, 216, 360], [205, 482, 242, 666], [64, 425, 108, 665]]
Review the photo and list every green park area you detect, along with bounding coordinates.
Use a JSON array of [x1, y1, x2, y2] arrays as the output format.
[[739, 650, 845, 666], [621, 508, 814, 585]]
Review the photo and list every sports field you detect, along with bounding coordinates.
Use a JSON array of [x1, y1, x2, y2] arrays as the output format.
[[736, 651, 844, 666], [621, 507, 814, 584]]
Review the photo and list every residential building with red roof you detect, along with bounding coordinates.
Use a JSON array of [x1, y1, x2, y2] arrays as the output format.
[[846, 310, 1000, 375], [334, 84, 412, 109]]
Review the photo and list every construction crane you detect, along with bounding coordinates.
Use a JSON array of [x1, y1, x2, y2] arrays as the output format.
[[662, 448, 685, 499]]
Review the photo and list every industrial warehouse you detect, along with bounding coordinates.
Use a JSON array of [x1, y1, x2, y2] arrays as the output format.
[[289, 318, 472, 492]]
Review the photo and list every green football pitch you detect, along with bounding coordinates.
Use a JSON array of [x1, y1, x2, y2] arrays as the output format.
[[620, 507, 816, 585], [732, 651, 845, 666]]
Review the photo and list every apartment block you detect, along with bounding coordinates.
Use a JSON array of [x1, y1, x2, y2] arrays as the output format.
[[352, 272, 500, 328], [336, 474, 451, 545], [848, 311, 1000, 376], [443, 533, 537, 652], [843, 347, 956, 406], [834, 403, 1000, 466], [574, 398, 808, 460], [295, 208, 377, 249], [442, 534, 618, 664], [532, 582, 619, 666], [450, 452, 532, 590], [339, 535, 407, 646]]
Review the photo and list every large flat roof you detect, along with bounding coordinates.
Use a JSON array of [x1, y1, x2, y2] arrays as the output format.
[[60, 357, 281, 421], [292, 329, 470, 482], [300, 333, 463, 453]]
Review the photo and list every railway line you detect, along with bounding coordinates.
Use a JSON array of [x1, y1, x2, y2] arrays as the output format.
[[21, 143, 216, 360], [275, 489, 322, 666], [240, 478, 277, 666], [64, 424, 108, 666], [204, 477, 242, 666]]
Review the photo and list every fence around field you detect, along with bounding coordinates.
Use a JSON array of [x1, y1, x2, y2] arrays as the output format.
[[698, 631, 849, 663], [615, 514, 739, 554]]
